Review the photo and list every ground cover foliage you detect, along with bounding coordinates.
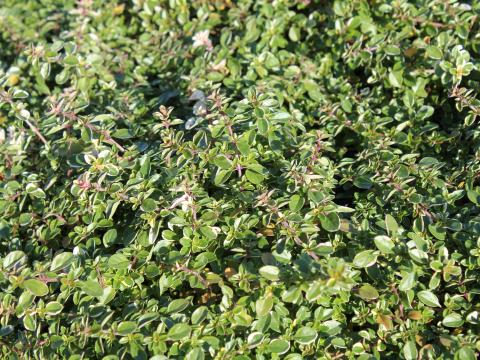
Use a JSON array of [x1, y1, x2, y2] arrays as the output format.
[[1, 0, 480, 359]]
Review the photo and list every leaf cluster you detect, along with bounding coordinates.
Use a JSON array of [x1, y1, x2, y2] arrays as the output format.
[[1, 0, 480, 359]]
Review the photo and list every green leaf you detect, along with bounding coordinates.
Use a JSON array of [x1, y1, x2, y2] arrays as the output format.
[[418, 156, 438, 166], [103, 229, 117, 247], [199, 226, 217, 240], [186, 348, 205, 360], [108, 253, 130, 269], [455, 347, 476, 360], [289, 195, 305, 212], [245, 169, 264, 185], [442, 313, 464, 327], [3, 251, 27, 270], [385, 45, 401, 56], [191, 306, 208, 325], [257, 118, 269, 134], [403, 341, 418, 360], [18, 291, 34, 309], [353, 250, 378, 268], [256, 296, 273, 317], [99, 286, 116, 305], [214, 155, 232, 170], [141, 198, 157, 212], [117, 321, 137, 335], [426, 46, 443, 60], [236, 136, 250, 155], [207, 71, 223, 82], [417, 106, 434, 120], [167, 323, 191, 341], [214, 169, 232, 185], [467, 189, 479, 204], [385, 214, 398, 235], [247, 332, 264, 347], [268, 339, 290, 354], [0, 326, 14, 337], [388, 70, 403, 87], [319, 320, 342, 336], [63, 55, 78, 65], [417, 290, 441, 307], [50, 252, 74, 272], [26, 183, 46, 198], [293, 326, 317, 345], [23, 314, 36, 331], [167, 298, 190, 314], [112, 128, 133, 139], [353, 176, 373, 189], [428, 224, 446, 240], [45, 301, 63, 315], [399, 272, 416, 291], [79, 280, 104, 297], [271, 112, 291, 121], [358, 284, 379, 300], [259, 265, 280, 281], [374, 235, 394, 254], [24, 279, 49, 297], [320, 212, 340, 232], [288, 26, 300, 42]]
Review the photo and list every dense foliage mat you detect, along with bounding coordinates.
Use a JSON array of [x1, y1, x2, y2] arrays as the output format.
[[1, 0, 480, 359]]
